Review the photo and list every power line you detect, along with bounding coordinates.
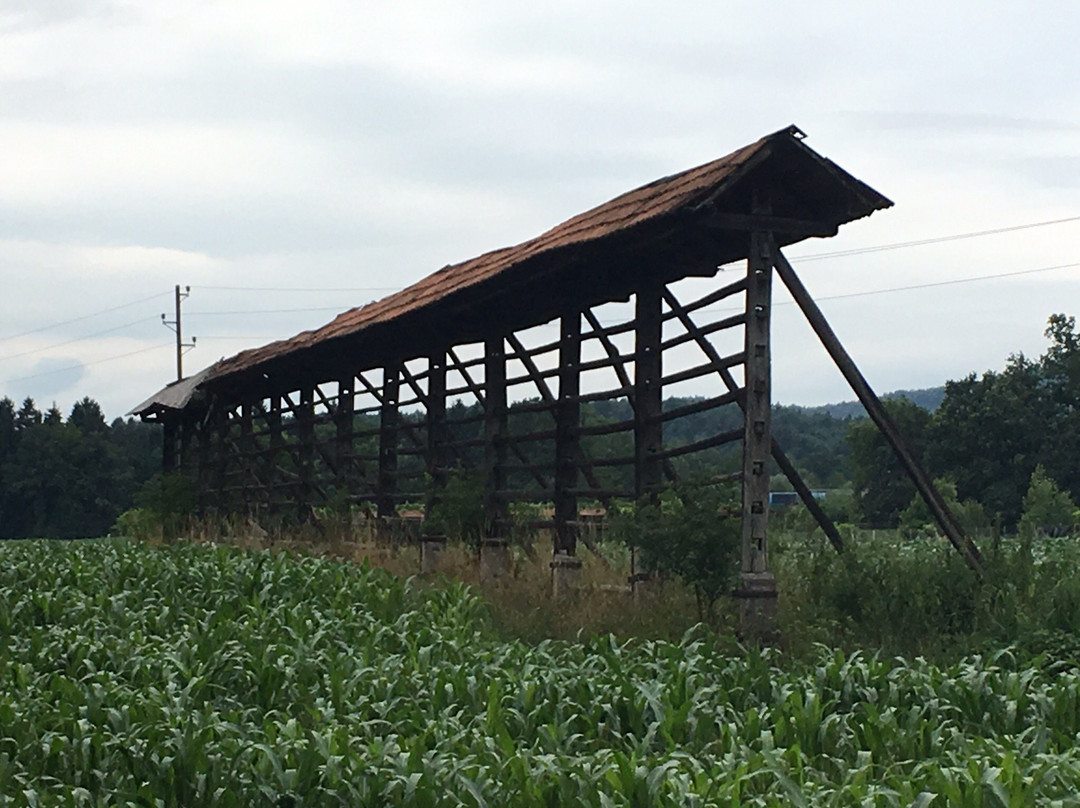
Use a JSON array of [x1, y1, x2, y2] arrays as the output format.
[[0, 344, 171, 386], [193, 284, 401, 293], [803, 260, 1080, 303], [0, 316, 160, 364], [0, 291, 171, 345], [790, 215, 1080, 262], [187, 306, 347, 316]]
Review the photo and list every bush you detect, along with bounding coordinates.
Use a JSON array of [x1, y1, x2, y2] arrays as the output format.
[[112, 507, 161, 541], [129, 472, 197, 539], [608, 480, 741, 622], [426, 471, 486, 544], [898, 477, 991, 539]]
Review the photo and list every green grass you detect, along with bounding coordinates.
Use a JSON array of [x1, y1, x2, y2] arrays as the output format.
[[4, 538, 1080, 805]]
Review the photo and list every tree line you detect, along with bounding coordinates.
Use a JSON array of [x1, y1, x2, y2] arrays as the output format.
[[3, 312, 1077, 538], [0, 397, 160, 539], [848, 314, 1080, 531]]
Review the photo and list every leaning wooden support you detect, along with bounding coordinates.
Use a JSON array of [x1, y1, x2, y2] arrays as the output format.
[[772, 249, 983, 573]]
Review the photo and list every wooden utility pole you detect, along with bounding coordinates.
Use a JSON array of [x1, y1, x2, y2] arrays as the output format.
[[162, 285, 195, 381]]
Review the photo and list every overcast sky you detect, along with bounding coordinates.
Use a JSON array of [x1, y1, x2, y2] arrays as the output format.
[[1, 0, 1078, 420]]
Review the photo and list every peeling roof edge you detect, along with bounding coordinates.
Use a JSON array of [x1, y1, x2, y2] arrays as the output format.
[[127, 364, 216, 418]]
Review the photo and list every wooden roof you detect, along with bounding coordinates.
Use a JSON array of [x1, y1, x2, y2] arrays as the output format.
[[134, 125, 891, 413]]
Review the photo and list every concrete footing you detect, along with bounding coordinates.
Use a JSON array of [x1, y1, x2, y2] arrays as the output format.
[[479, 538, 511, 581], [419, 535, 447, 573], [550, 552, 582, 600], [736, 571, 778, 642], [628, 546, 650, 601]]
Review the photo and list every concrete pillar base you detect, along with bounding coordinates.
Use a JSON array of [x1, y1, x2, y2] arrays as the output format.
[[736, 571, 779, 642], [550, 552, 582, 600], [420, 535, 447, 573], [479, 538, 511, 581]]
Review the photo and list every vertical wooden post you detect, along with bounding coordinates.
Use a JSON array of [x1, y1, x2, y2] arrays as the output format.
[[483, 336, 508, 538], [555, 311, 581, 555], [268, 394, 283, 513], [297, 386, 315, 518], [335, 377, 354, 497], [162, 418, 178, 473], [196, 406, 212, 517], [334, 379, 355, 539], [738, 231, 778, 638], [212, 403, 229, 514], [634, 281, 664, 500], [425, 353, 448, 521], [377, 365, 400, 520], [239, 401, 254, 515]]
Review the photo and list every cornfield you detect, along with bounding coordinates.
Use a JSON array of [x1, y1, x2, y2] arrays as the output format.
[[2, 539, 1080, 806]]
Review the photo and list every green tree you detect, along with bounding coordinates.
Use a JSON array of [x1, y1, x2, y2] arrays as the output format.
[[898, 477, 991, 538], [70, 397, 107, 433], [14, 397, 41, 430], [847, 397, 931, 528], [1017, 465, 1078, 539]]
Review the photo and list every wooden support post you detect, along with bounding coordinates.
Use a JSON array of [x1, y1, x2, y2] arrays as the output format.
[[426, 353, 448, 522], [162, 418, 178, 473], [634, 281, 664, 501], [297, 386, 316, 520], [555, 311, 581, 555], [239, 401, 254, 514], [268, 394, 283, 512], [377, 365, 401, 520], [483, 336, 508, 538], [738, 231, 778, 638], [196, 406, 212, 517], [336, 378, 354, 533], [773, 248, 984, 573], [742, 232, 772, 575], [212, 403, 229, 514]]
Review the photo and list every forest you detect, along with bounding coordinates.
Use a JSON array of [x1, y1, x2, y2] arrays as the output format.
[[0, 397, 160, 539]]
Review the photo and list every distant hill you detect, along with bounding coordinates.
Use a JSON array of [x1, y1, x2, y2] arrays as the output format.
[[795, 387, 946, 420]]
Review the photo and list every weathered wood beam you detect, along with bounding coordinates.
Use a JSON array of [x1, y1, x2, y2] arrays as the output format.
[[483, 336, 509, 537], [335, 378, 355, 501], [426, 353, 449, 517], [162, 419, 178, 474], [297, 385, 316, 511], [555, 311, 581, 555], [377, 366, 401, 519], [772, 248, 983, 573], [704, 211, 837, 237], [742, 231, 772, 575], [634, 280, 664, 500]]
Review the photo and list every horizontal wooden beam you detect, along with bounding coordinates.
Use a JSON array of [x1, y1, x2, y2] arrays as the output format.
[[703, 212, 838, 237]]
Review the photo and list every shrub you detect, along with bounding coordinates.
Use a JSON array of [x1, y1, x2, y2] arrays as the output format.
[[1018, 465, 1078, 538], [608, 480, 741, 622]]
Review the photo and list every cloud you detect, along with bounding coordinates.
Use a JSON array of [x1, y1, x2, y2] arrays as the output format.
[[17, 356, 85, 399]]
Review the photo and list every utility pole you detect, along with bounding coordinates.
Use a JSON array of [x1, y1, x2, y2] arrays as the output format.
[[162, 285, 196, 381]]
